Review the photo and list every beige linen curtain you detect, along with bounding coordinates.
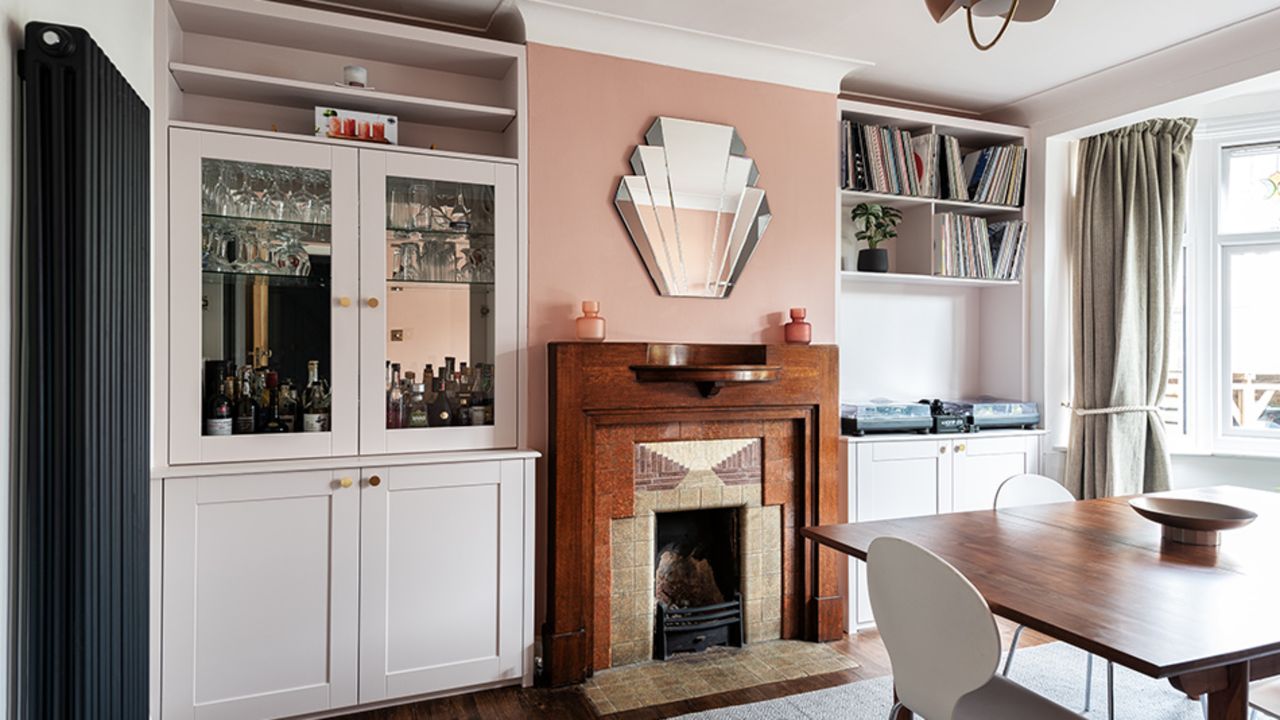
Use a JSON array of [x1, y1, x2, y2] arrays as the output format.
[[1065, 118, 1196, 499]]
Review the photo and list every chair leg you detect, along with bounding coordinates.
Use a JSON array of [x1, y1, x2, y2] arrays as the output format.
[[1201, 694, 1208, 719], [1083, 653, 1094, 713], [1106, 661, 1115, 720], [1001, 624, 1026, 677], [888, 701, 906, 720]]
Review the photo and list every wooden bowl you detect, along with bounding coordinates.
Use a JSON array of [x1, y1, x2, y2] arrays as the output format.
[[1129, 496, 1258, 546]]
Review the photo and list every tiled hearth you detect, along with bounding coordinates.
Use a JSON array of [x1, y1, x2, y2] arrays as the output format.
[[609, 438, 782, 666]]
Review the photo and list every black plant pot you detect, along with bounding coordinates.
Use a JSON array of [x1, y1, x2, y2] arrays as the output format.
[[857, 248, 889, 273]]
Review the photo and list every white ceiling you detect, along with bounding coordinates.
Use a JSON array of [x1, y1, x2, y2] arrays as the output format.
[[534, 0, 1280, 114]]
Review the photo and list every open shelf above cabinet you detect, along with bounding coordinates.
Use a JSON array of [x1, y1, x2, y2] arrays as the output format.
[[840, 271, 1019, 289], [170, 63, 516, 133]]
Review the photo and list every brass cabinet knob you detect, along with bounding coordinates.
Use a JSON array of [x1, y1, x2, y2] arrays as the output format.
[[956, 443, 966, 453], [339, 477, 353, 488], [368, 475, 382, 487], [939, 446, 948, 454], [338, 296, 351, 308], [366, 297, 380, 308]]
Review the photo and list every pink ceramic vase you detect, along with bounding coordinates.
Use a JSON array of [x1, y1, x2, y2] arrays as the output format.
[[576, 301, 606, 342], [784, 307, 811, 345]]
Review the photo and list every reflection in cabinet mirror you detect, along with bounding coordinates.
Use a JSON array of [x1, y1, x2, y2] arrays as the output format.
[[200, 159, 333, 438], [384, 176, 496, 431]]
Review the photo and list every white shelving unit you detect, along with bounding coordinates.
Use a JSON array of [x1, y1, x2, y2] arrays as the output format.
[[835, 98, 1031, 403]]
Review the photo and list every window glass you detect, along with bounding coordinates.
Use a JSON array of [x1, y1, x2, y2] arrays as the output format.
[[1160, 246, 1187, 434], [1220, 143, 1280, 234], [1225, 244, 1280, 433]]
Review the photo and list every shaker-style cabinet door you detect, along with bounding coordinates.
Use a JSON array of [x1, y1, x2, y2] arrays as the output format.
[[359, 460, 528, 702], [357, 151, 518, 455], [950, 434, 1041, 512], [168, 129, 360, 464], [849, 439, 952, 629], [161, 470, 360, 720]]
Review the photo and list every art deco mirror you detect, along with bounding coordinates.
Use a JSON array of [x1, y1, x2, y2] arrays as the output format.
[[615, 117, 771, 298]]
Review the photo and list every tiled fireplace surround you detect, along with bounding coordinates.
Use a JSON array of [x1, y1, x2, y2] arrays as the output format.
[[544, 343, 844, 687], [609, 438, 782, 666], [589, 417, 810, 672]]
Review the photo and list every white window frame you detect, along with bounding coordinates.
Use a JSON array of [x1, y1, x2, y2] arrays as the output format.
[[1182, 114, 1280, 458]]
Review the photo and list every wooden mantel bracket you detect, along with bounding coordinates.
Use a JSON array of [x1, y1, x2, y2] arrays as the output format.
[[629, 363, 782, 397]]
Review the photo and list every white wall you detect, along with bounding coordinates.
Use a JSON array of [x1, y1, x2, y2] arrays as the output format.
[[1, 0, 153, 712], [990, 10, 1280, 492]]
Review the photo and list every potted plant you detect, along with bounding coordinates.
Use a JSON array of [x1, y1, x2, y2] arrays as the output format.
[[850, 203, 902, 273]]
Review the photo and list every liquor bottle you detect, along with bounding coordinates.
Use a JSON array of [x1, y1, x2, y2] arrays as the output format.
[[303, 360, 331, 432], [428, 376, 453, 427], [259, 372, 290, 433], [257, 370, 276, 430], [205, 375, 234, 436], [385, 362, 399, 429], [234, 378, 257, 434], [279, 380, 299, 432], [422, 364, 434, 386], [407, 383, 430, 428]]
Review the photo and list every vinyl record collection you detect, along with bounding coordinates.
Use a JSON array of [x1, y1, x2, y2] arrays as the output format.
[[933, 213, 1028, 280], [840, 120, 1027, 207]]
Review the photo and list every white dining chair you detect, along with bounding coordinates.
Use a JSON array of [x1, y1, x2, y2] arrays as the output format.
[[993, 474, 1114, 719], [867, 536, 1081, 720]]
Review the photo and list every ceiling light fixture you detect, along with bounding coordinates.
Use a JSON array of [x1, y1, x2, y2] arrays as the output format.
[[925, 0, 1057, 51]]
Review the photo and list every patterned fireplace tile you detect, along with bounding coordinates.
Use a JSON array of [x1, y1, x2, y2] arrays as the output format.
[[634, 439, 762, 492]]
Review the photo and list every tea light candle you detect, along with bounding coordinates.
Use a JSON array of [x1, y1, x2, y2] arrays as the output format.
[[342, 65, 368, 87]]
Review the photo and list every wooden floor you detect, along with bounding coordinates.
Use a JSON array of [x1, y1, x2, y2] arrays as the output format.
[[340, 622, 1051, 719]]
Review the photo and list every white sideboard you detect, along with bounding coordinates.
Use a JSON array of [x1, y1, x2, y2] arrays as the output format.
[[843, 430, 1046, 630]]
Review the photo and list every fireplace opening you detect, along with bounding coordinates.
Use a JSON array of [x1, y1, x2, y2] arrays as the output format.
[[653, 508, 744, 659]]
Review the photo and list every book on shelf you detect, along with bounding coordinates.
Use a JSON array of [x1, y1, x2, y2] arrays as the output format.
[[840, 120, 1027, 208], [932, 213, 1027, 280]]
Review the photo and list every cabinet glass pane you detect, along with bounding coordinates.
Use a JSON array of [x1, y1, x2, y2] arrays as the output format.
[[200, 159, 333, 437], [384, 177, 495, 429]]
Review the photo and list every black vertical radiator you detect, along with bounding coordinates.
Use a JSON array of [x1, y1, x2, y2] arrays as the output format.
[[15, 23, 150, 719]]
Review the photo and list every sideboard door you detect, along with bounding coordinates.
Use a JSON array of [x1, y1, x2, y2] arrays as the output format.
[[161, 469, 359, 720], [358, 460, 526, 702]]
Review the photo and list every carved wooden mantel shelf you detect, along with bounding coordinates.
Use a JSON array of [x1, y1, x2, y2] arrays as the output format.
[[543, 342, 844, 687], [630, 343, 783, 397]]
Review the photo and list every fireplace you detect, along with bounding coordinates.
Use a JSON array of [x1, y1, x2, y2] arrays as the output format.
[[544, 343, 844, 686], [653, 508, 744, 659]]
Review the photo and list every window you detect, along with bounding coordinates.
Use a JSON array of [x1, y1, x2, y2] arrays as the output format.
[[1173, 128, 1280, 456]]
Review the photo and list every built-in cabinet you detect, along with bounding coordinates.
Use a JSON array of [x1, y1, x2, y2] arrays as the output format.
[[161, 459, 534, 720], [844, 431, 1044, 629], [153, 1, 533, 716]]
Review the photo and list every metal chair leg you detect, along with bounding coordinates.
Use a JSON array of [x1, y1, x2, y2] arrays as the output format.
[[1084, 653, 1094, 713], [1001, 624, 1026, 677], [1201, 694, 1208, 719], [888, 701, 906, 720], [1106, 660, 1115, 720]]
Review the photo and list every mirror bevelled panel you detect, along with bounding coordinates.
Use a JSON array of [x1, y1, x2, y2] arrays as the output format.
[[615, 117, 771, 298]]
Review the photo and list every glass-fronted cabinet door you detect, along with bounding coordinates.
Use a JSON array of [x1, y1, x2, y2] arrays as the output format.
[[359, 152, 518, 454], [169, 129, 359, 463]]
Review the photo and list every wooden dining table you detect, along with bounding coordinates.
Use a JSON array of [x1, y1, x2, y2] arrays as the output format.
[[801, 485, 1280, 720]]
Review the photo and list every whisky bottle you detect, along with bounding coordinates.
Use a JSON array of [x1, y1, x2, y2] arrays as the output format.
[[234, 378, 257, 434], [302, 360, 331, 432], [407, 383, 430, 428], [205, 375, 234, 436], [279, 380, 299, 432]]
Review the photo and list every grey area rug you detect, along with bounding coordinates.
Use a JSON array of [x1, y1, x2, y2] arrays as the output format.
[[675, 642, 1205, 719]]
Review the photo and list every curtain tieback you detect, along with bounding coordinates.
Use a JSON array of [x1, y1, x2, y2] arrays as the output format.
[[1073, 405, 1160, 417]]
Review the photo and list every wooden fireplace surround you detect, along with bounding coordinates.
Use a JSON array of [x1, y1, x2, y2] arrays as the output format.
[[543, 342, 845, 686]]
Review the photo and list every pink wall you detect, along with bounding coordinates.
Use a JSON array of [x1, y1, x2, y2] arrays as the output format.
[[527, 43, 837, 453]]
